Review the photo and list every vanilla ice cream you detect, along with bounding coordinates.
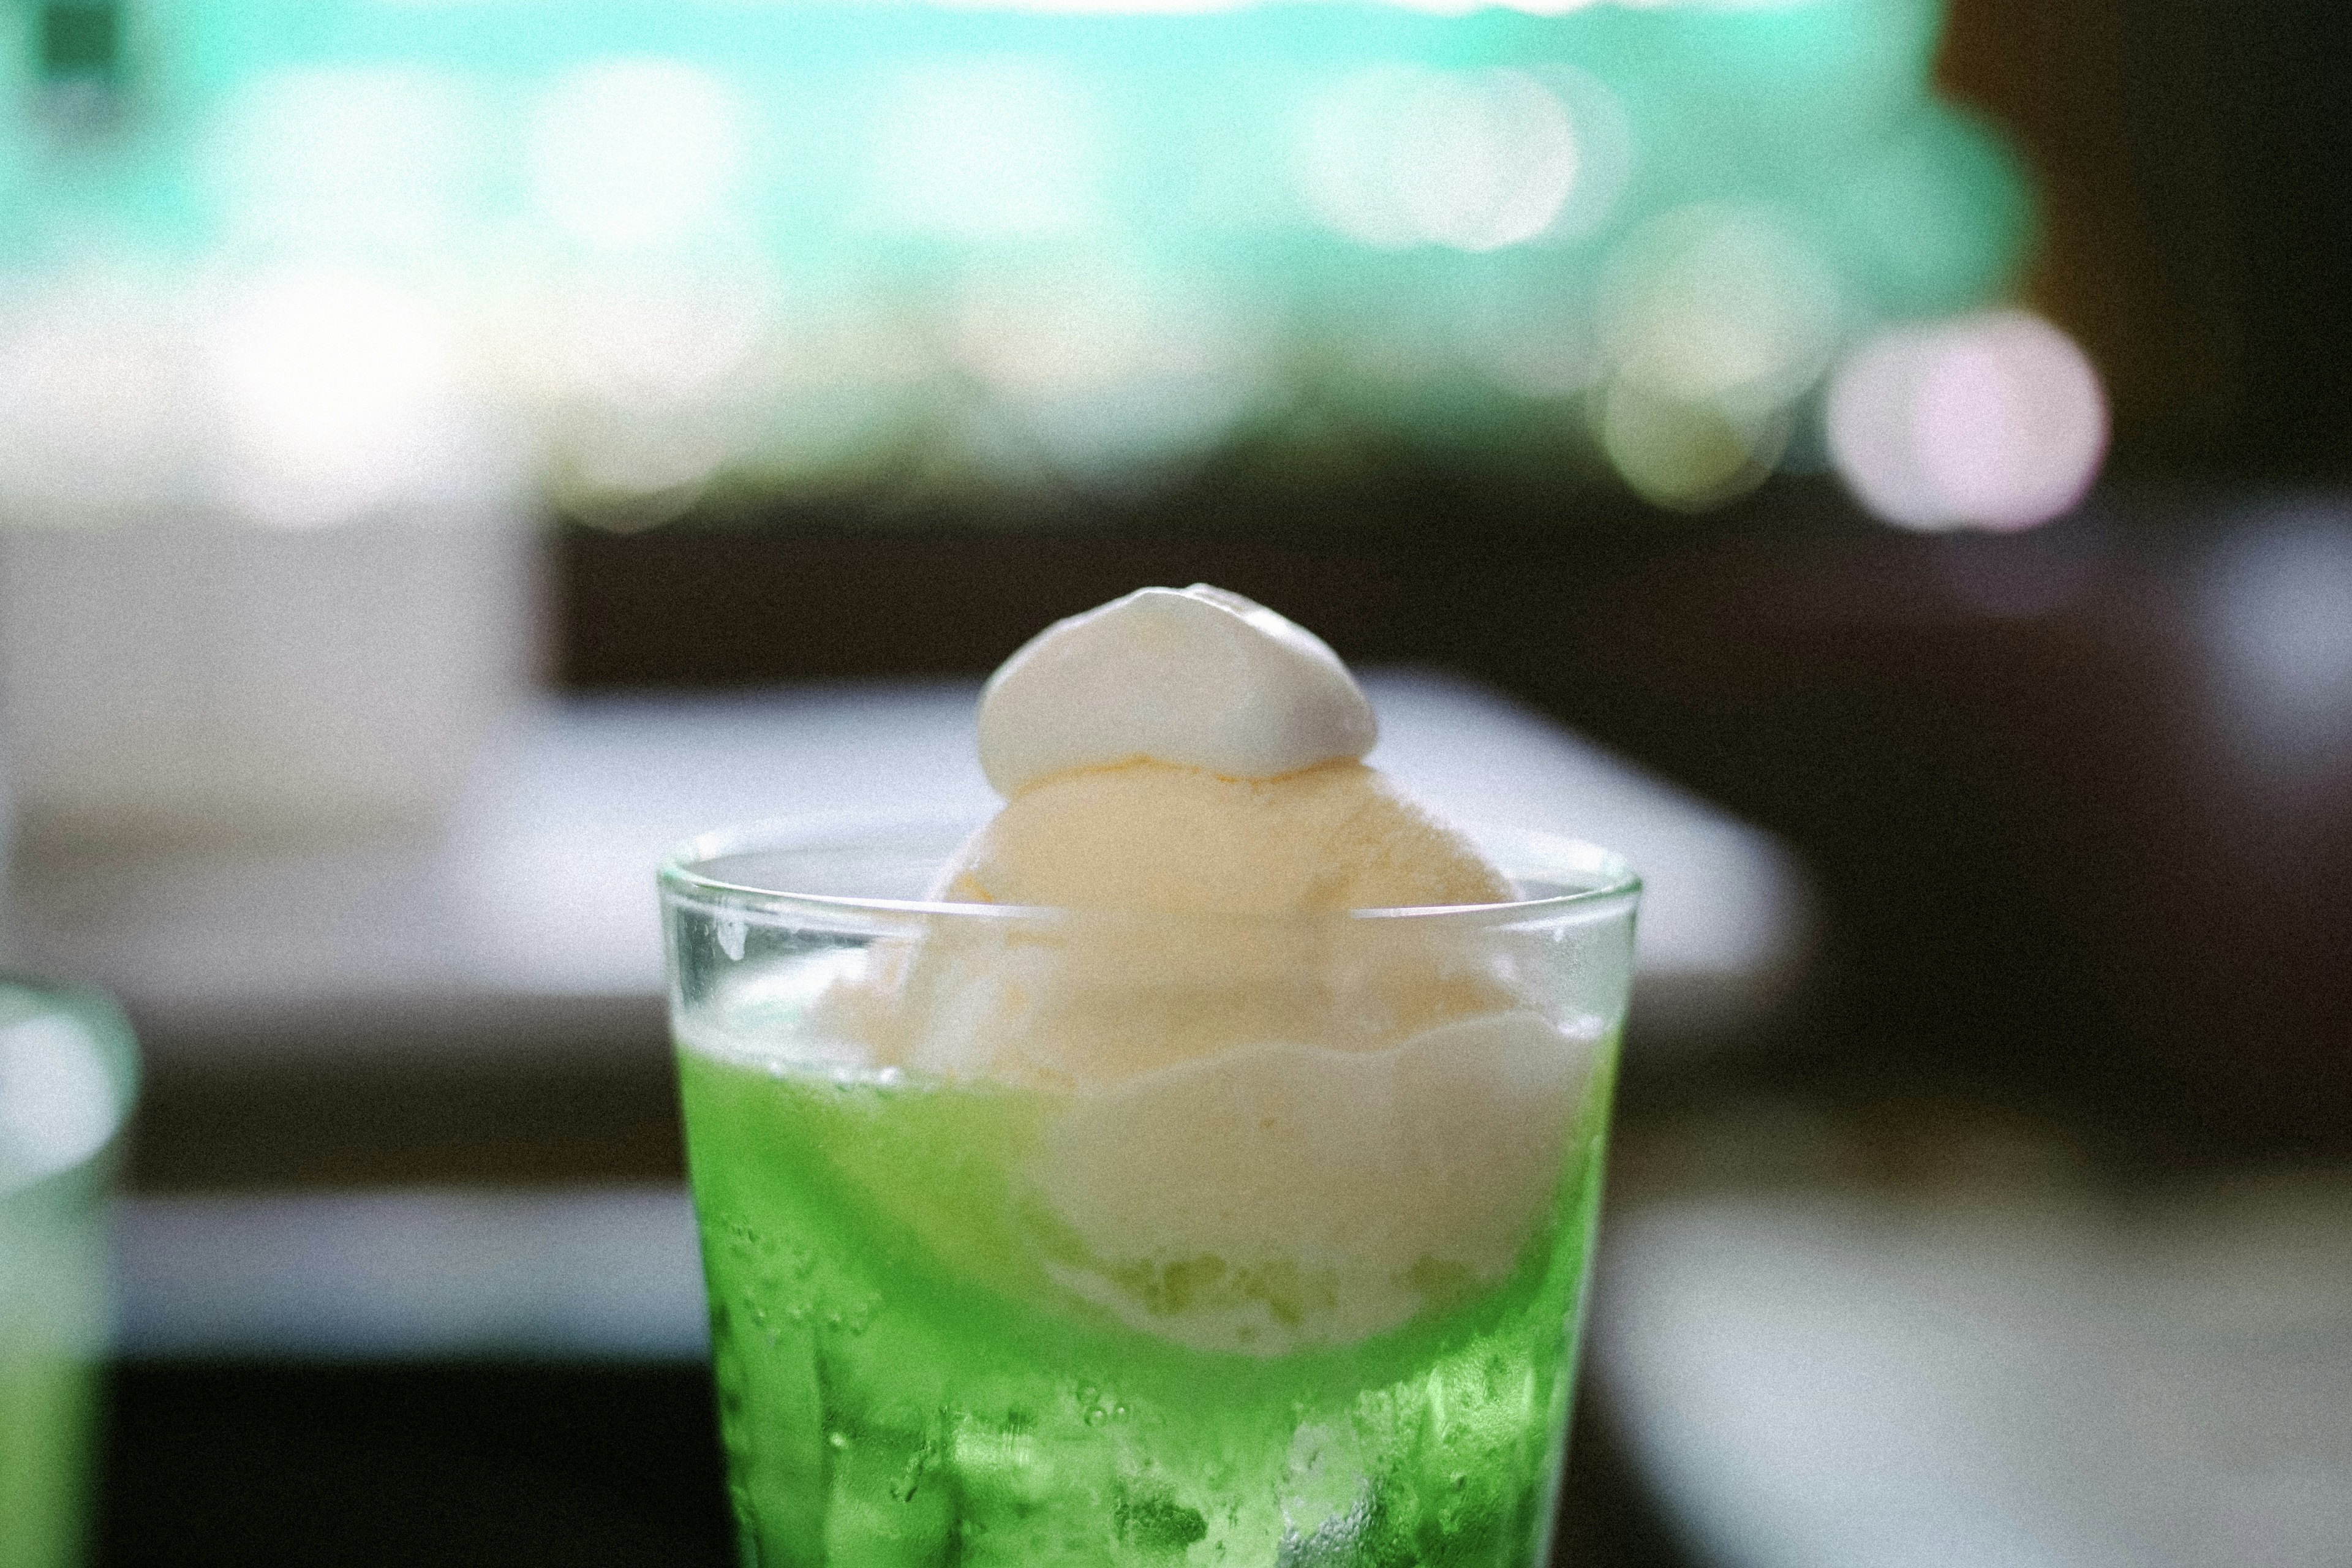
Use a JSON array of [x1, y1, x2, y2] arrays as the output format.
[[801, 584, 1602, 1351]]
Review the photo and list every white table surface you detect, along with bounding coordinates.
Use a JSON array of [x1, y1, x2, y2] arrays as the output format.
[[1595, 1170, 2352, 1568], [13, 669, 1808, 1064]]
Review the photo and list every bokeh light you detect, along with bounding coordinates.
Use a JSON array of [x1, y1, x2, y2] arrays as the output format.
[[1593, 206, 1841, 506], [205, 266, 484, 528], [529, 59, 750, 250], [1599, 380, 1790, 510], [516, 247, 782, 518], [505, 247, 778, 418], [1827, 309, 2107, 532], [952, 262, 1261, 477], [872, 60, 1104, 239], [1300, 66, 1579, 252], [1599, 207, 1843, 416]]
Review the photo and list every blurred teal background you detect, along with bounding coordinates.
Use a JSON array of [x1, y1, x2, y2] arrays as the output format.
[[0, 0, 2052, 519]]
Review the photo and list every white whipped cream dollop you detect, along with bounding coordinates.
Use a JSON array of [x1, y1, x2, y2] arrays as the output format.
[[976, 585, 1378, 798]]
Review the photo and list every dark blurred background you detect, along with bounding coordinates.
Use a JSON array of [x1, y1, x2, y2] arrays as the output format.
[[4, 0, 2350, 1563]]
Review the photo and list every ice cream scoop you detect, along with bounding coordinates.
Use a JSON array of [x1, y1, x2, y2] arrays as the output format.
[[938, 760, 1513, 915], [821, 584, 1523, 1079], [945, 583, 1510, 916], [806, 585, 1594, 1351]]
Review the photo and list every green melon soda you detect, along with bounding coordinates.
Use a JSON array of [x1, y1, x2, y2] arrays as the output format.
[[663, 587, 1639, 1567]]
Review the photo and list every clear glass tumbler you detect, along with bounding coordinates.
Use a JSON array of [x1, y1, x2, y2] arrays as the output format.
[[0, 978, 138, 1568], [663, 816, 1638, 1567]]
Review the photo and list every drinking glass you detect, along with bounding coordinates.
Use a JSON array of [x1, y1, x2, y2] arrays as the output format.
[[663, 816, 1637, 1567], [0, 978, 138, 1568]]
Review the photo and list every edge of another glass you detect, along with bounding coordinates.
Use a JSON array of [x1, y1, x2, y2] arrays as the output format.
[[0, 972, 140, 1197], [658, 809, 1641, 929], [0, 971, 138, 1097]]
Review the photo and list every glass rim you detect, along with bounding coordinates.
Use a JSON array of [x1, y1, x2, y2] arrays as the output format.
[[658, 809, 1640, 927]]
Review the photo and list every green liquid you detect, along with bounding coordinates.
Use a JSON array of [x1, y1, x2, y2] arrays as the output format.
[[0, 1350, 96, 1568], [679, 1036, 1613, 1567], [0, 1172, 107, 1568]]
